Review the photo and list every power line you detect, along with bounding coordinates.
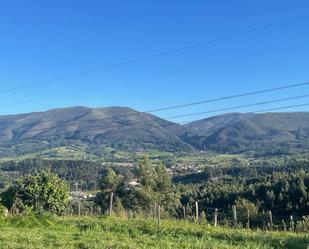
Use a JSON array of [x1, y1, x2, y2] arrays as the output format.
[[29, 101, 309, 135], [0, 14, 308, 94], [156, 102, 309, 125], [147, 80, 309, 113], [179, 102, 309, 126], [142, 101, 309, 128], [2, 76, 309, 125], [2, 95, 309, 139], [165, 94, 309, 120], [0, 42, 308, 108], [10, 90, 309, 133], [1, 41, 308, 110], [255, 102, 309, 113]]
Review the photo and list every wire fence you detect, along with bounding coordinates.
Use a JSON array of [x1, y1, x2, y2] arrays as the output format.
[[67, 197, 309, 233]]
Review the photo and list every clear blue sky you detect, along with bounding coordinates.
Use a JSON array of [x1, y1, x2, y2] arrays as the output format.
[[0, 0, 309, 122]]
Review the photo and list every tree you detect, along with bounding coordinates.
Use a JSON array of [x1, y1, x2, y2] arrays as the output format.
[[99, 167, 122, 193], [135, 156, 180, 214], [0, 170, 69, 215], [95, 157, 180, 216], [95, 167, 123, 214], [235, 198, 259, 226]]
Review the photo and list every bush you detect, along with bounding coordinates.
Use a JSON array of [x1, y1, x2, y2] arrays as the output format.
[[0, 170, 69, 215]]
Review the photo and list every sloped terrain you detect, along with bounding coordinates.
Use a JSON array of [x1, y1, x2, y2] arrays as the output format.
[[185, 112, 309, 154], [0, 106, 192, 156], [1, 107, 309, 156]]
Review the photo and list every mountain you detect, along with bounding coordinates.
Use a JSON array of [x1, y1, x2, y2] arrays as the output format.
[[0, 106, 192, 156], [1, 107, 309, 157], [185, 112, 309, 154]]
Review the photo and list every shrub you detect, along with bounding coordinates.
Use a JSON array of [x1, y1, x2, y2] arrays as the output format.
[[0, 171, 69, 215]]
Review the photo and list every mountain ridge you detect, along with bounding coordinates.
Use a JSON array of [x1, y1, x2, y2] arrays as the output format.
[[1, 106, 309, 156], [0, 106, 192, 156], [186, 111, 309, 154]]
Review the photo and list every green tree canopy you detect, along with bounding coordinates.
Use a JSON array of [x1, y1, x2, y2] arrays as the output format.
[[0, 170, 69, 215], [99, 167, 122, 193], [95, 157, 179, 215]]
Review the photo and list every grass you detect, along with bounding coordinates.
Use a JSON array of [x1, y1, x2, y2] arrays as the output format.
[[0, 215, 308, 249]]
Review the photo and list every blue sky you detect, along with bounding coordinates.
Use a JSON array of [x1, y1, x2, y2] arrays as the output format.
[[0, 0, 309, 122]]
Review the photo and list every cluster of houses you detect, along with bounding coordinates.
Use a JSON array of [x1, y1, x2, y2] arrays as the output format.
[[69, 191, 96, 200]]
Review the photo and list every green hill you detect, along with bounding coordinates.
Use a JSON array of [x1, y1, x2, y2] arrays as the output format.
[[2, 107, 309, 157], [185, 112, 309, 154], [0, 106, 192, 156]]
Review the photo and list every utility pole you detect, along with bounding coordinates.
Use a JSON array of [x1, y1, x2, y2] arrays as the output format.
[[74, 181, 81, 216]]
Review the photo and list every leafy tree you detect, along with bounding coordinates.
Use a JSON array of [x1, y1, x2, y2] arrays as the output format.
[[0, 171, 69, 215], [235, 198, 259, 226], [135, 156, 180, 215], [95, 167, 123, 214], [99, 167, 122, 193], [95, 157, 180, 216]]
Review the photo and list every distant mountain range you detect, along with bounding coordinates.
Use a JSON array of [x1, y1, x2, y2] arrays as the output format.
[[185, 112, 309, 155], [1, 106, 309, 156]]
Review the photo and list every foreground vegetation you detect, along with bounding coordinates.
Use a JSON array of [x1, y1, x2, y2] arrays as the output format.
[[0, 159, 308, 248], [0, 215, 308, 249], [1, 158, 309, 229]]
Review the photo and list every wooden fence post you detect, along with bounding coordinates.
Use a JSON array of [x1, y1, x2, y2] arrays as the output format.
[[183, 205, 186, 220], [282, 220, 287, 231], [97, 206, 102, 216], [78, 199, 81, 216], [289, 215, 294, 232], [214, 208, 218, 227], [246, 210, 250, 229], [109, 192, 114, 216], [232, 205, 237, 228], [157, 205, 161, 227], [195, 201, 199, 223], [153, 202, 158, 219], [268, 211, 273, 231]]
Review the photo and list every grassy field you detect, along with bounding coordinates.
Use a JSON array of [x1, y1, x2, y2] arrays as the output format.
[[0, 215, 308, 249]]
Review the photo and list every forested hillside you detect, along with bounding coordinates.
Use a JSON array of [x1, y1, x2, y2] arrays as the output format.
[[185, 112, 309, 155], [1, 107, 309, 157], [0, 106, 191, 156]]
